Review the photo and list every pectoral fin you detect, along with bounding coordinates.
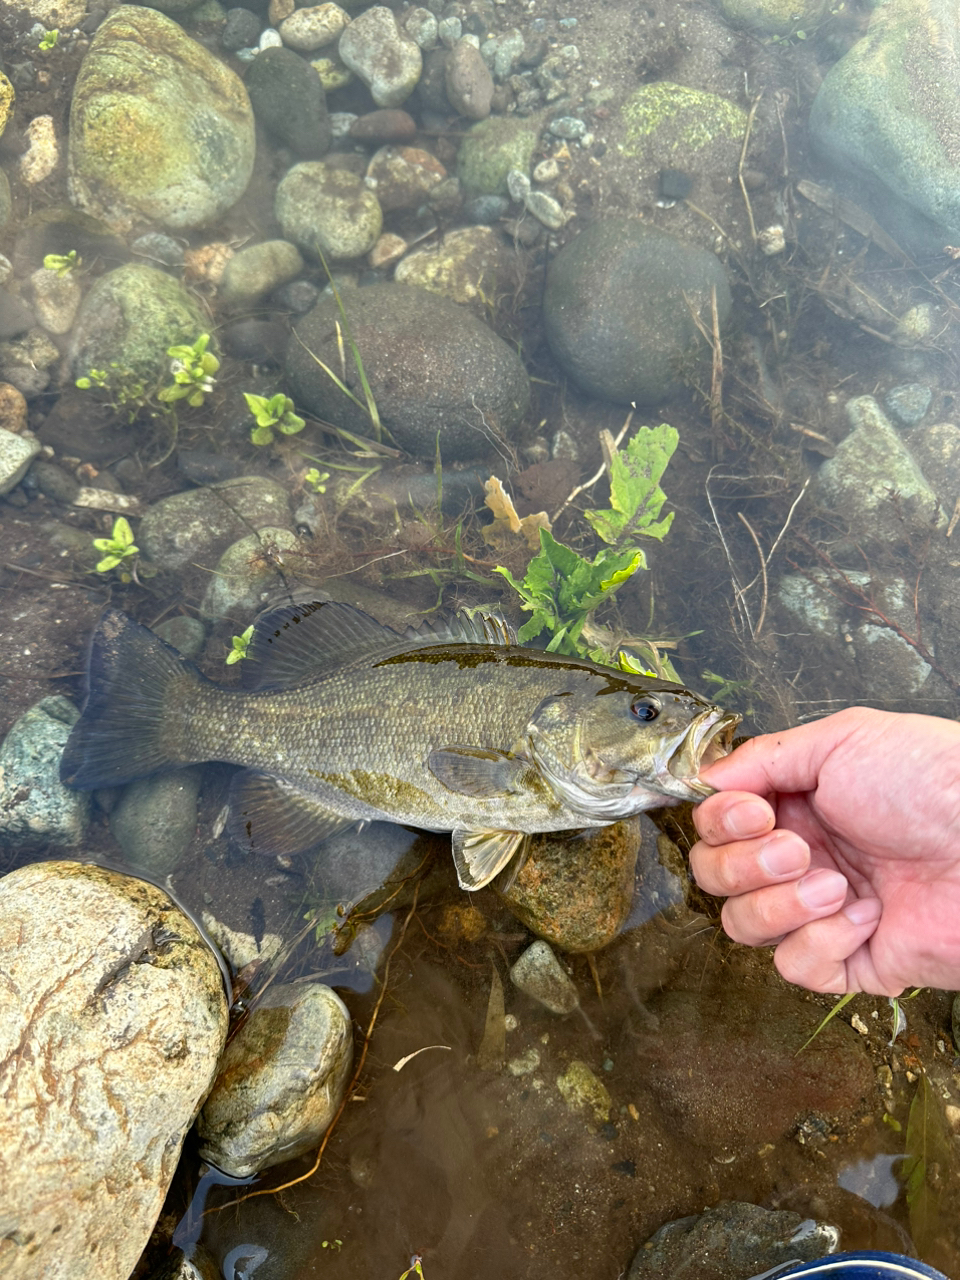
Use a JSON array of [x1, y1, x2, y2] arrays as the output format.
[[428, 747, 531, 799], [228, 769, 354, 854], [452, 828, 529, 891]]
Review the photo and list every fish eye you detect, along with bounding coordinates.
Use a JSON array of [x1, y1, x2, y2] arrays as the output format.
[[630, 695, 660, 722]]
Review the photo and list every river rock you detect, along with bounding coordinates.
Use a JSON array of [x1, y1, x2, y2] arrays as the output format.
[[0, 329, 59, 397], [197, 981, 353, 1177], [0, 695, 89, 847], [110, 767, 205, 877], [0, 860, 228, 1280], [338, 5, 422, 107], [68, 263, 212, 389], [809, 0, 960, 250], [628, 1202, 839, 1279], [279, 2, 349, 50], [244, 45, 332, 159], [509, 939, 579, 1013], [542, 216, 732, 405], [501, 820, 640, 952], [715, 0, 828, 36], [350, 107, 418, 142], [815, 396, 943, 547], [275, 160, 382, 261], [199, 525, 301, 623], [67, 6, 255, 232], [457, 113, 541, 197], [220, 239, 305, 308], [285, 282, 530, 460], [365, 144, 447, 211], [0, 425, 41, 495], [138, 475, 292, 572], [28, 265, 83, 335], [394, 224, 501, 312], [445, 37, 494, 119]]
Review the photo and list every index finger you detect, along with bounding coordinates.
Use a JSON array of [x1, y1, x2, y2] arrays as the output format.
[[698, 707, 882, 796]]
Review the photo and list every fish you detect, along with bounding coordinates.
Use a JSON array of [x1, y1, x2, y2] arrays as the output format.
[[59, 601, 741, 891]]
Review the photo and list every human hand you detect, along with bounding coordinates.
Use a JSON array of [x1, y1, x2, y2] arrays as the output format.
[[689, 706, 960, 995]]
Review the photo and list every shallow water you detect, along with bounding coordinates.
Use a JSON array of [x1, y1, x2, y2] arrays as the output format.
[[3, 0, 960, 1275]]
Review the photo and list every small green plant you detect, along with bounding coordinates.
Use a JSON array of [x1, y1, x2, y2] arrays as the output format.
[[583, 424, 678, 549], [398, 1255, 425, 1280], [226, 624, 254, 665], [244, 391, 305, 445], [93, 516, 138, 576], [158, 333, 220, 408], [320, 1239, 343, 1253], [38, 27, 59, 49], [43, 249, 78, 276], [496, 528, 645, 659], [304, 466, 330, 493]]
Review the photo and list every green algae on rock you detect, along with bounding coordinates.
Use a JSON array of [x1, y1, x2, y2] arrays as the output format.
[[457, 114, 541, 198], [67, 6, 255, 232], [621, 82, 747, 157]]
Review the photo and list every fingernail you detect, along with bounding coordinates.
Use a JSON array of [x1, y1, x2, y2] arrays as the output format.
[[759, 832, 808, 877], [798, 868, 847, 909], [844, 898, 882, 927], [726, 799, 771, 838]]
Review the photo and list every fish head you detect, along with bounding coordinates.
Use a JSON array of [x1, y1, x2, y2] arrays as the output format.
[[527, 677, 741, 819]]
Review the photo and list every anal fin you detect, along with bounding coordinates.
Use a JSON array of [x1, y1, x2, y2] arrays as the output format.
[[228, 769, 354, 855], [452, 828, 528, 891]]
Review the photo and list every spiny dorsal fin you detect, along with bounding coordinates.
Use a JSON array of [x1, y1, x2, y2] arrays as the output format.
[[242, 600, 514, 691]]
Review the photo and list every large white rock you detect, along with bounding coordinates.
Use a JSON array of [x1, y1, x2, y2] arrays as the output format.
[[0, 861, 228, 1280]]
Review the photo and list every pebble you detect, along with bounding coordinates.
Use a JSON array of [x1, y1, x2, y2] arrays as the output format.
[[0, 696, 88, 845], [394, 223, 502, 309], [329, 110, 358, 139], [350, 108, 417, 142], [507, 1048, 541, 1076], [138, 475, 292, 572], [273, 278, 321, 312], [338, 5, 422, 108], [130, 232, 185, 267], [258, 25, 283, 48], [197, 982, 353, 1177], [437, 15, 462, 45], [533, 157, 560, 184], [556, 1060, 611, 1124], [885, 382, 932, 426], [28, 265, 83, 334], [221, 7, 261, 51], [276, 160, 383, 261], [524, 188, 565, 228], [220, 239, 305, 308], [0, 425, 41, 494], [199, 526, 301, 623], [509, 940, 579, 1014], [464, 193, 509, 222], [110, 768, 204, 877], [507, 166, 530, 202], [245, 46, 332, 159], [548, 115, 586, 139], [480, 27, 524, 80], [267, 0, 294, 23], [19, 114, 58, 185], [365, 144, 447, 211], [0, 329, 58, 396], [310, 51, 354, 91], [0, 381, 28, 434], [445, 37, 494, 119], [368, 232, 408, 269], [401, 5, 438, 49], [279, 2, 349, 51]]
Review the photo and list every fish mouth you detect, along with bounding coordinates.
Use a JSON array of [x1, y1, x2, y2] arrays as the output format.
[[666, 708, 741, 796]]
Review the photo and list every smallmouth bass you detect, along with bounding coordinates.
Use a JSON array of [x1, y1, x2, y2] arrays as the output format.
[[60, 602, 740, 890]]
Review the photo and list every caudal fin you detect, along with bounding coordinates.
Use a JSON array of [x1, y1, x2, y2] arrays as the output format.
[[60, 609, 205, 790]]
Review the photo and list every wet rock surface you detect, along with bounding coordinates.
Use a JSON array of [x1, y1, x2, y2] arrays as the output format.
[[0, 860, 227, 1280], [285, 282, 530, 459], [0, 695, 89, 847]]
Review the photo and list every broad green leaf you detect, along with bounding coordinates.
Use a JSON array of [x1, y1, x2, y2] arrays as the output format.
[[904, 1072, 958, 1256], [585, 425, 679, 546]]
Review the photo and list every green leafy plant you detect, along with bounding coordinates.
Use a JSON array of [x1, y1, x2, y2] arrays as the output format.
[[225, 624, 254, 665], [496, 528, 645, 658], [398, 1256, 425, 1280], [93, 516, 138, 576], [158, 333, 220, 408], [43, 249, 79, 276], [321, 1239, 343, 1253], [38, 27, 59, 49], [244, 392, 305, 446], [583, 424, 678, 548], [304, 466, 330, 493]]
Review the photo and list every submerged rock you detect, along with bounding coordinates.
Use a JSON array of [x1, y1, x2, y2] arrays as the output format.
[[197, 981, 353, 1177], [110, 767, 204, 877], [275, 160, 383, 261], [501, 820, 640, 952], [338, 5, 422, 107], [0, 861, 227, 1280], [138, 475, 292, 573], [0, 695, 90, 847], [628, 1201, 839, 1279], [542, 217, 732, 405], [244, 46, 332, 159], [67, 6, 255, 231], [285, 282, 530, 460], [509, 939, 579, 1014]]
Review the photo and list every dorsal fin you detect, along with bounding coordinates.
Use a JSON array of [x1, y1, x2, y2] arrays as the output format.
[[241, 600, 515, 691]]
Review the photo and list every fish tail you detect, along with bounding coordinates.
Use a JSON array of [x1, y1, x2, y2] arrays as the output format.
[[60, 609, 207, 790]]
